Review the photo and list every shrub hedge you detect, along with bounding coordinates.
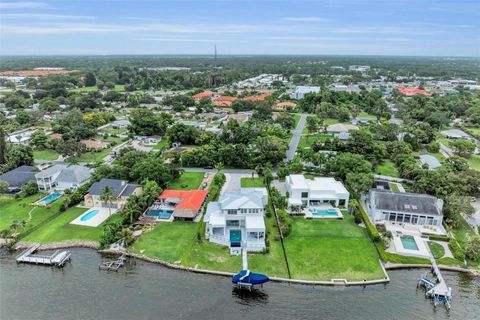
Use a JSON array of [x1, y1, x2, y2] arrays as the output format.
[[448, 239, 466, 261], [355, 202, 380, 242]]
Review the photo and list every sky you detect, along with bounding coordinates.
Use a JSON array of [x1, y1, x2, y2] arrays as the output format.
[[0, 0, 479, 56]]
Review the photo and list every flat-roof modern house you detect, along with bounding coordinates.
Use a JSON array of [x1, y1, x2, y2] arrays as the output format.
[[285, 175, 349, 209], [35, 165, 91, 192], [204, 188, 268, 254], [367, 190, 444, 229], [0, 165, 36, 192], [84, 178, 142, 210]]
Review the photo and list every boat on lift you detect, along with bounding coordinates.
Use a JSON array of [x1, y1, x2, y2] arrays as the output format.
[[232, 245, 269, 290]]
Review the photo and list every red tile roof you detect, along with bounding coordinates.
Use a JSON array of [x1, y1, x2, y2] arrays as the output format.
[[274, 101, 297, 109], [213, 96, 236, 107], [159, 190, 208, 212], [242, 92, 272, 102], [192, 90, 215, 100], [397, 85, 430, 96]]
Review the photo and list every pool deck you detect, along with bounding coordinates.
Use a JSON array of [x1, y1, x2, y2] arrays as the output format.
[[70, 207, 118, 227], [389, 235, 431, 259], [303, 206, 343, 219]]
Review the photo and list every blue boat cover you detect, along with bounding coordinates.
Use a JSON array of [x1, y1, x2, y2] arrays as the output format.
[[232, 270, 269, 285]]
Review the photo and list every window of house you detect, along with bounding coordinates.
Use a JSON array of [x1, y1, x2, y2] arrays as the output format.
[[226, 220, 240, 227], [301, 192, 308, 198], [227, 209, 237, 215]]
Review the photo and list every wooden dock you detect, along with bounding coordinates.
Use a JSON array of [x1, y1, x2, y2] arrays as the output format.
[[99, 254, 127, 271], [16, 243, 71, 267]]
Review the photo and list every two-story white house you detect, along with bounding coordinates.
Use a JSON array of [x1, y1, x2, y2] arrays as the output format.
[[35, 165, 91, 192], [285, 175, 349, 209], [204, 188, 268, 254]]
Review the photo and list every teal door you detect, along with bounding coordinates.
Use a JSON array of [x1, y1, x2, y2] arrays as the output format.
[[230, 230, 242, 244]]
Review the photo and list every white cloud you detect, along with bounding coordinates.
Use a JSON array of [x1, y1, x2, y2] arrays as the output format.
[[0, 2, 47, 9], [1, 13, 96, 20], [283, 17, 329, 22]]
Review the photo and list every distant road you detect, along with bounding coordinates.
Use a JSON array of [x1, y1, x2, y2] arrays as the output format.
[[286, 114, 307, 161]]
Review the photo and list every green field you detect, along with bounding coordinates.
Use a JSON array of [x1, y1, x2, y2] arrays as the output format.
[[23, 207, 121, 243], [0, 194, 61, 233], [153, 139, 170, 151], [70, 84, 125, 92], [168, 172, 204, 190], [33, 149, 60, 161], [389, 182, 400, 192], [75, 148, 112, 163], [240, 177, 265, 188], [298, 134, 331, 150], [357, 112, 377, 120], [375, 160, 399, 177], [283, 213, 385, 281]]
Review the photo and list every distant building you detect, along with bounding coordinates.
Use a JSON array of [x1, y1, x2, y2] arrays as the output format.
[[290, 86, 320, 99], [349, 65, 370, 73], [242, 92, 272, 102], [273, 101, 297, 111], [212, 96, 236, 107], [326, 123, 359, 140], [80, 139, 110, 150], [397, 85, 430, 96], [440, 129, 471, 140], [419, 155, 441, 170], [330, 84, 361, 93], [35, 165, 91, 192], [192, 90, 215, 101]]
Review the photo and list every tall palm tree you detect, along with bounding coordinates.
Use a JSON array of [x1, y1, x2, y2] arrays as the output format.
[[100, 186, 117, 217]]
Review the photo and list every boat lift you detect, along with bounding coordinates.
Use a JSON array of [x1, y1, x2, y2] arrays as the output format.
[[232, 244, 269, 290], [417, 259, 452, 310]]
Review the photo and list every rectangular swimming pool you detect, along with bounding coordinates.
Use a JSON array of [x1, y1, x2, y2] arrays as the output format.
[[36, 193, 62, 205], [309, 208, 339, 217], [400, 235, 419, 250], [146, 209, 173, 219]]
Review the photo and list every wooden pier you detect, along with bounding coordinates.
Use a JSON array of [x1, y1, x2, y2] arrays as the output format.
[[417, 258, 452, 309], [99, 254, 127, 271], [16, 243, 71, 267]]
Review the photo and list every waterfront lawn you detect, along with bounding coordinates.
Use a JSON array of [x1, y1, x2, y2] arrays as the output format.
[[130, 222, 199, 263], [375, 160, 399, 177], [240, 177, 265, 188], [33, 149, 60, 161], [23, 207, 121, 243], [182, 213, 289, 277], [428, 241, 445, 259], [0, 194, 61, 233], [168, 172, 204, 190], [283, 213, 385, 281]]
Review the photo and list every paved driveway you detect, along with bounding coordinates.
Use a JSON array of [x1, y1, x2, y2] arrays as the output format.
[[222, 173, 254, 193], [286, 114, 307, 161]]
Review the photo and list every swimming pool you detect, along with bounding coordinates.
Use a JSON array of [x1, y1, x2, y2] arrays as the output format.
[[400, 236, 419, 250], [80, 209, 100, 222], [309, 208, 339, 217], [36, 193, 62, 205], [146, 209, 173, 219]]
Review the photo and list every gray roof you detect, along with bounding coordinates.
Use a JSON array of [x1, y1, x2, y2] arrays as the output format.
[[419, 155, 441, 170], [57, 165, 91, 184], [35, 164, 65, 178], [88, 178, 140, 197], [219, 192, 264, 210], [370, 190, 443, 216], [0, 165, 36, 188], [440, 129, 470, 139]]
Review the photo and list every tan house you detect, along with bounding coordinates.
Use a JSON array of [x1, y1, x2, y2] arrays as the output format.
[[84, 178, 143, 209], [274, 101, 297, 111], [80, 139, 110, 150]]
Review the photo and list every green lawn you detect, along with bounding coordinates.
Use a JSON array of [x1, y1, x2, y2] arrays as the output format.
[[375, 160, 399, 177], [70, 84, 125, 92], [298, 134, 331, 150], [33, 149, 60, 161], [389, 182, 400, 192], [0, 194, 62, 234], [357, 112, 377, 120], [240, 177, 265, 188], [75, 148, 112, 163], [467, 155, 480, 171], [283, 213, 385, 281], [450, 215, 476, 250], [130, 222, 199, 263], [153, 139, 170, 151], [168, 172, 204, 190], [428, 241, 445, 259], [23, 207, 121, 243]]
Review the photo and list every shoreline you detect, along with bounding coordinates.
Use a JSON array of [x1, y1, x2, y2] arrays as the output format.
[[12, 242, 479, 284]]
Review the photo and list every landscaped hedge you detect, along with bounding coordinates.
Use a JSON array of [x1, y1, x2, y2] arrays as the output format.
[[206, 173, 226, 202], [448, 239, 466, 261], [355, 202, 380, 242], [375, 243, 430, 264], [276, 208, 292, 237], [429, 234, 450, 242]]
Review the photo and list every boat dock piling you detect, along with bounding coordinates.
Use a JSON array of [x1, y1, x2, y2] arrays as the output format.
[[16, 243, 71, 267], [417, 259, 452, 309], [99, 254, 127, 271]]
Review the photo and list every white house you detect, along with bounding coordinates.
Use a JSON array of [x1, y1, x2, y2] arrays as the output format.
[[290, 86, 320, 99], [204, 188, 268, 254], [367, 190, 444, 228], [285, 175, 349, 209], [326, 123, 359, 140], [35, 165, 91, 192]]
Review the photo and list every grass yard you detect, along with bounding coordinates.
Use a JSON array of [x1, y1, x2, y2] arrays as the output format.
[[75, 148, 112, 163], [168, 172, 204, 190], [240, 177, 265, 188], [283, 213, 385, 281], [130, 222, 199, 263], [297, 134, 331, 150], [153, 139, 170, 151], [357, 112, 377, 120], [467, 155, 480, 171], [0, 194, 62, 233], [70, 85, 125, 92], [389, 182, 400, 192], [375, 160, 399, 177], [428, 241, 445, 259], [23, 207, 121, 243], [33, 149, 60, 161], [450, 215, 476, 250]]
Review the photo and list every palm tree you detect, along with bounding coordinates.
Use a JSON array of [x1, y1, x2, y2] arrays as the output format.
[[100, 186, 117, 217], [214, 162, 224, 173]]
